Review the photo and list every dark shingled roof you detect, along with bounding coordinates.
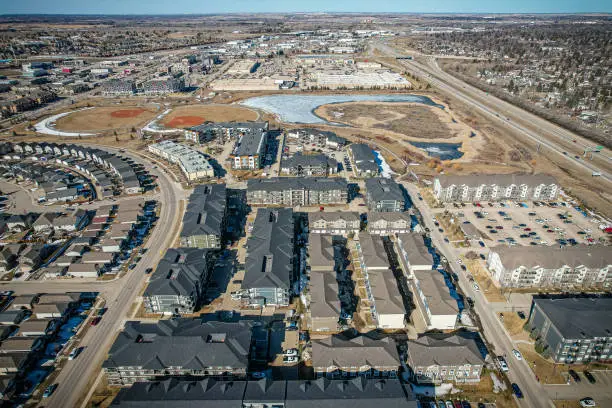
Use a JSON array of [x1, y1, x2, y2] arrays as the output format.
[[180, 184, 226, 238], [144, 248, 212, 297]]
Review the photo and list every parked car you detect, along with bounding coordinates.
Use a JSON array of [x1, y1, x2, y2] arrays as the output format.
[[144, 267, 153, 274], [284, 348, 298, 357], [580, 398, 596, 407], [68, 347, 82, 360], [43, 384, 58, 398], [511, 383, 523, 398], [283, 356, 298, 364], [569, 369, 581, 382], [252, 372, 267, 379], [497, 356, 509, 372], [584, 371, 596, 384], [445, 402, 454, 408], [517, 311, 526, 319], [90, 316, 101, 326], [461, 401, 471, 408], [512, 349, 523, 360], [472, 283, 480, 292]]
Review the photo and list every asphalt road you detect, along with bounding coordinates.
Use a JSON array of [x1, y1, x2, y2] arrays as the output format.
[[403, 182, 553, 408], [40, 147, 184, 408], [373, 41, 612, 186]]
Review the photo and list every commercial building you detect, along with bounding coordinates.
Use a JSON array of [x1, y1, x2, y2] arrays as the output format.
[[407, 332, 486, 385], [412, 270, 458, 330], [148, 141, 214, 180], [367, 212, 411, 235], [348, 144, 379, 177], [143, 248, 213, 315], [230, 128, 268, 170], [103, 319, 255, 385], [487, 245, 612, 289], [395, 233, 435, 277], [110, 377, 418, 408], [307, 212, 360, 236], [242, 208, 294, 307], [312, 334, 401, 378], [527, 296, 612, 364], [247, 177, 348, 206], [180, 184, 226, 249], [365, 178, 405, 212], [280, 153, 338, 176], [356, 233, 406, 329], [433, 174, 559, 202]]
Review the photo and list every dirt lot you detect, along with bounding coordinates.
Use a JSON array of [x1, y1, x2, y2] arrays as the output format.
[[54, 106, 158, 132], [161, 104, 259, 128]]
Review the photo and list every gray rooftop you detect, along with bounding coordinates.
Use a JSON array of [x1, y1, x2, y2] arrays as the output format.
[[243, 208, 294, 291], [413, 270, 459, 315], [365, 177, 404, 202], [309, 271, 341, 319], [247, 177, 348, 193], [103, 319, 254, 371], [397, 233, 434, 268], [490, 244, 611, 271], [408, 332, 486, 367], [180, 184, 226, 238], [533, 296, 612, 340], [307, 211, 359, 225], [437, 173, 557, 188], [368, 269, 405, 315], [312, 335, 400, 369], [308, 234, 335, 270], [349, 144, 379, 172], [144, 248, 212, 298], [281, 153, 337, 170], [233, 129, 267, 156], [357, 232, 389, 269]]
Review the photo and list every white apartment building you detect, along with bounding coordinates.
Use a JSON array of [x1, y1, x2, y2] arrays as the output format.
[[148, 140, 214, 180]]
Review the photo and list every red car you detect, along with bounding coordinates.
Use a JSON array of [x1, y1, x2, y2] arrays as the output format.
[[454, 401, 463, 408], [495, 226, 503, 230], [90, 316, 101, 326], [524, 228, 531, 231]]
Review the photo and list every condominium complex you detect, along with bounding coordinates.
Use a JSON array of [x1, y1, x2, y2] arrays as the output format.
[[395, 233, 435, 277], [185, 122, 269, 144], [148, 140, 214, 180], [180, 184, 227, 249], [348, 144, 379, 177], [101, 79, 136, 95], [242, 208, 294, 307], [487, 245, 612, 288], [143, 248, 214, 315], [527, 296, 612, 364], [412, 270, 458, 330], [307, 211, 360, 236], [280, 153, 338, 176], [365, 177, 405, 212], [433, 174, 559, 202], [142, 77, 185, 94], [230, 128, 268, 170], [247, 177, 348, 206], [307, 234, 341, 332], [367, 212, 411, 235]]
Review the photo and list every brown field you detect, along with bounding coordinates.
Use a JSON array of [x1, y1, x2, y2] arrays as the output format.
[[161, 104, 259, 129], [54, 106, 157, 132]]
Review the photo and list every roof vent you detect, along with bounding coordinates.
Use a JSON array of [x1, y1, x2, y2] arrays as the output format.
[[207, 333, 227, 343], [262, 255, 274, 273], [269, 210, 278, 223]]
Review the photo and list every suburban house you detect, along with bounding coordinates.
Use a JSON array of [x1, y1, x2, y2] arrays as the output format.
[[396, 233, 435, 277], [247, 177, 348, 206], [365, 177, 405, 212], [242, 208, 294, 307], [143, 248, 213, 315], [348, 144, 379, 177], [433, 174, 559, 202], [367, 212, 411, 235], [66, 263, 100, 278], [412, 270, 459, 330], [487, 245, 612, 288], [527, 296, 612, 364], [307, 212, 360, 236], [180, 184, 227, 249], [312, 334, 401, 378], [407, 332, 486, 385], [103, 319, 255, 385]]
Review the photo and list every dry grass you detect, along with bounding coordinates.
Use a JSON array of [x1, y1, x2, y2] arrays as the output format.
[[464, 259, 506, 303], [54, 106, 157, 132], [161, 104, 258, 128], [499, 312, 530, 341], [516, 343, 566, 384], [86, 376, 121, 408], [452, 372, 518, 408], [554, 401, 582, 408]]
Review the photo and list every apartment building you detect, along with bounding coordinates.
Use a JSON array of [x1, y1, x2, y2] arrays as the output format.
[[365, 177, 405, 212], [143, 248, 213, 315], [527, 296, 612, 364], [247, 177, 348, 206], [412, 270, 459, 330], [367, 212, 411, 235], [312, 334, 401, 378], [148, 141, 214, 180], [286, 128, 347, 150], [407, 332, 486, 385], [348, 144, 379, 177], [433, 174, 559, 202], [242, 208, 294, 307], [230, 128, 268, 170], [103, 319, 255, 385], [142, 77, 185, 94], [356, 232, 406, 329], [110, 377, 418, 408], [280, 153, 338, 176], [185, 122, 268, 144], [487, 245, 612, 288], [307, 211, 360, 236], [180, 184, 226, 249], [395, 233, 435, 277], [101, 79, 136, 95], [307, 234, 341, 332]]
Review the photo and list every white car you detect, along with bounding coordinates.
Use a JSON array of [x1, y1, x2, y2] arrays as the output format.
[[580, 398, 596, 407], [283, 356, 298, 364], [497, 356, 509, 372], [472, 283, 480, 292], [284, 348, 298, 357], [512, 349, 523, 360], [457, 259, 463, 265]]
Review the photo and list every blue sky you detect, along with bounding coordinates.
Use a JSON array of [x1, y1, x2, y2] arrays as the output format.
[[2, 0, 610, 14]]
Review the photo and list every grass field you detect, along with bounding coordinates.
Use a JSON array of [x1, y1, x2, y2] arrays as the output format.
[[54, 106, 157, 132], [161, 104, 259, 128]]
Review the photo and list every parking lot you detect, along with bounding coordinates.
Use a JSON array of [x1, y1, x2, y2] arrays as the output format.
[[440, 200, 608, 249], [545, 369, 612, 407]]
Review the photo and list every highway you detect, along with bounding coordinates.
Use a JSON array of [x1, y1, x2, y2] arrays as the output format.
[[403, 182, 553, 408], [38, 147, 185, 408], [373, 41, 612, 186]]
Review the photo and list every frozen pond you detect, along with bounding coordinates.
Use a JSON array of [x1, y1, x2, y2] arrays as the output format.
[[240, 94, 444, 124], [409, 141, 464, 160]]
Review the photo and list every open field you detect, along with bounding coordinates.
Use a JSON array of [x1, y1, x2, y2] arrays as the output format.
[[54, 106, 158, 132], [161, 104, 259, 128]]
